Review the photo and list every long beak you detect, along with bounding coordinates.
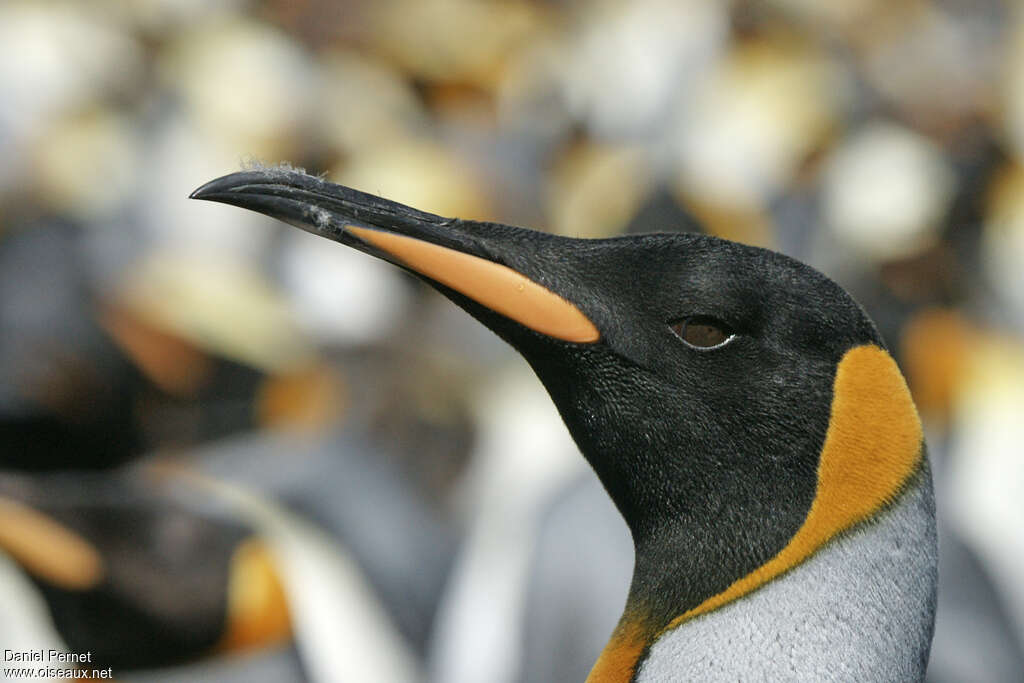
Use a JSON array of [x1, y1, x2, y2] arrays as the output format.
[[190, 170, 600, 344]]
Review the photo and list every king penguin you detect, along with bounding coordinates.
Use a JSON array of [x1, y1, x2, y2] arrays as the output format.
[[0, 469, 294, 673], [191, 169, 938, 682]]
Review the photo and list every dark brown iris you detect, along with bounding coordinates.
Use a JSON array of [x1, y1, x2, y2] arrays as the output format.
[[670, 316, 734, 349]]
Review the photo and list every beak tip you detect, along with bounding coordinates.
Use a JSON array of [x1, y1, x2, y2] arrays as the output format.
[[188, 169, 315, 202], [189, 179, 221, 201]]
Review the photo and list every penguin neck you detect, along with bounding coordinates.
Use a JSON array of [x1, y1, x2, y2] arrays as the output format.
[[629, 469, 938, 681], [582, 489, 813, 683], [594, 456, 817, 641], [623, 509, 792, 634], [590, 514, 790, 675], [589, 461, 937, 683]]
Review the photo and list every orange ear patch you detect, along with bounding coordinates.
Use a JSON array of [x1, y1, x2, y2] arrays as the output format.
[[346, 226, 601, 343], [0, 497, 105, 590], [215, 539, 292, 653], [661, 344, 923, 632]]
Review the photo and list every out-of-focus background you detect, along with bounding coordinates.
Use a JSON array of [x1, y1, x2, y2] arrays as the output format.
[[0, 0, 1022, 681]]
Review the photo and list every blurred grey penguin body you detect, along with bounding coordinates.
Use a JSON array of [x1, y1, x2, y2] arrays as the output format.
[[636, 468, 937, 682]]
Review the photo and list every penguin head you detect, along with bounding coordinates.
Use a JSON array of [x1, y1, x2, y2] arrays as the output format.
[[192, 170, 922, 624], [479, 230, 886, 539]]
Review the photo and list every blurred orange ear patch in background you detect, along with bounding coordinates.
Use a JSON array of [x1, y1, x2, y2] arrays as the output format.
[[901, 308, 977, 423], [101, 302, 215, 397], [215, 539, 293, 653], [0, 0, 1022, 681], [0, 497, 105, 591], [256, 363, 346, 432]]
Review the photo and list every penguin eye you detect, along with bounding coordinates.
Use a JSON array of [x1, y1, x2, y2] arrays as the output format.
[[670, 316, 735, 350]]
